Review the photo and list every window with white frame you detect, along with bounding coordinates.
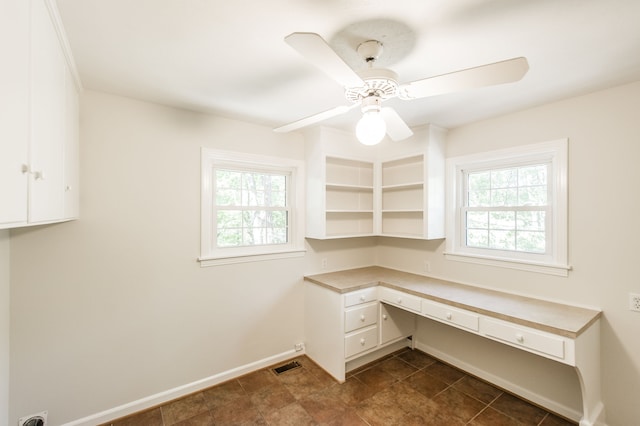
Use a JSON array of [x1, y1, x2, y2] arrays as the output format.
[[445, 139, 569, 276], [200, 148, 305, 266]]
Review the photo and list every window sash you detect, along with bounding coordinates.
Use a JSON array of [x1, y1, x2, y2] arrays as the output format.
[[444, 139, 569, 276], [461, 206, 551, 255], [200, 148, 305, 266], [212, 167, 292, 249], [460, 160, 552, 256]]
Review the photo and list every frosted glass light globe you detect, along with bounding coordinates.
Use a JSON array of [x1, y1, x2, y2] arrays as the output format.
[[356, 111, 386, 146]]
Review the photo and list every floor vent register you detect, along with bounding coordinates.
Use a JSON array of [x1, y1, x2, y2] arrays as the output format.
[[272, 360, 302, 375]]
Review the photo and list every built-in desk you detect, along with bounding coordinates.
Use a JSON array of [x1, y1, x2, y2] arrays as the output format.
[[304, 266, 604, 426]]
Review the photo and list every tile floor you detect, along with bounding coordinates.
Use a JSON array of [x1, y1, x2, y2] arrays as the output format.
[[101, 348, 577, 426]]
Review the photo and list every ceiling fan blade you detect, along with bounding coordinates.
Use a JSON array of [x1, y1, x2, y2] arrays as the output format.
[[400, 57, 529, 99], [274, 104, 357, 133], [381, 107, 413, 141], [285, 32, 365, 88]]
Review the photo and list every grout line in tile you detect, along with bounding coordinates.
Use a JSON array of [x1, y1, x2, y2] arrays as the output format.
[[465, 405, 490, 425]]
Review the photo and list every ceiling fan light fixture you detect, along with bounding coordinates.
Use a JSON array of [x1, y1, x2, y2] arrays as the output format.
[[356, 110, 386, 146], [356, 95, 386, 146]]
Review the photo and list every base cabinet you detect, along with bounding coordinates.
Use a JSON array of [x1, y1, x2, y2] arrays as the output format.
[[304, 282, 415, 382], [305, 268, 605, 426]]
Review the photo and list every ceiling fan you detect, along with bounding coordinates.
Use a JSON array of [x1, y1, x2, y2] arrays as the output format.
[[274, 32, 529, 145]]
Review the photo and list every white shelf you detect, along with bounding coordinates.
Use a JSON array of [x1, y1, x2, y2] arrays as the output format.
[[326, 186, 373, 210], [381, 211, 424, 237], [309, 233, 376, 240], [381, 155, 424, 187], [381, 182, 423, 190], [326, 183, 374, 191], [326, 211, 374, 237], [381, 186, 423, 211], [326, 157, 373, 187], [326, 211, 374, 215]]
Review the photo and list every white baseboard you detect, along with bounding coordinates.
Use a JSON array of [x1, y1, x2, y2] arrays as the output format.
[[61, 349, 302, 426], [59, 342, 591, 426], [414, 341, 582, 423]]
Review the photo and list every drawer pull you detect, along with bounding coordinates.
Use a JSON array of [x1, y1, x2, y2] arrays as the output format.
[[360, 314, 365, 322], [516, 333, 525, 343], [446, 312, 452, 320], [360, 338, 366, 346], [382, 314, 388, 320], [397, 297, 402, 304], [360, 295, 366, 302]]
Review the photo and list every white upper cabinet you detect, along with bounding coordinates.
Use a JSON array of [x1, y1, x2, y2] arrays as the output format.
[[0, 0, 30, 227], [305, 125, 446, 240], [0, 0, 80, 229]]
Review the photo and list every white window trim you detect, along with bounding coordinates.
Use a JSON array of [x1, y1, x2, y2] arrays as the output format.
[[199, 148, 305, 267], [445, 139, 570, 276]]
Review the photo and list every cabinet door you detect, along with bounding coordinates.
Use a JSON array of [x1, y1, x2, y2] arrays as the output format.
[[29, 0, 66, 224], [63, 69, 80, 219], [0, 0, 30, 228], [380, 303, 415, 345]]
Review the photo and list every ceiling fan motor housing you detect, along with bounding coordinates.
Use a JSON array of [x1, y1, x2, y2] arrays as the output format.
[[345, 68, 399, 103]]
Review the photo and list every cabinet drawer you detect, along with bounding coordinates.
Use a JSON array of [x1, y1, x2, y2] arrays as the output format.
[[345, 326, 378, 358], [345, 303, 378, 333], [378, 287, 421, 312], [482, 318, 565, 360], [421, 299, 479, 332], [344, 287, 377, 307]]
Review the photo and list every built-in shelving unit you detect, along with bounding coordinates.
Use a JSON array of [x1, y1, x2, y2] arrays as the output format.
[[324, 157, 375, 238], [380, 155, 425, 237], [304, 125, 446, 240]]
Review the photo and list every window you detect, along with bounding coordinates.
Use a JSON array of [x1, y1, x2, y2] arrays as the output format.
[[445, 139, 569, 276], [200, 149, 305, 266]]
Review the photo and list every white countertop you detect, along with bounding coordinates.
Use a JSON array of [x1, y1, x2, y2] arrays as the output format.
[[304, 266, 601, 338]]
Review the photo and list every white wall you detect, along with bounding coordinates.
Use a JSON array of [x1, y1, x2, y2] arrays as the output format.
[[377, 80, 640, 426], [0, 230, 9, 426], [8, 91, 375, 425]]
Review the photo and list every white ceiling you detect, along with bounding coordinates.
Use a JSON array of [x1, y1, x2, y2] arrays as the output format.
[[57, 0, 640, 132]]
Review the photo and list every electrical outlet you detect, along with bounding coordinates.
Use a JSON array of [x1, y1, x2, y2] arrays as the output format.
[[629, 293, 640, 312], [321, 258, 328, 269], [423, 261, 431, 273], [294, 342, 304, 352]]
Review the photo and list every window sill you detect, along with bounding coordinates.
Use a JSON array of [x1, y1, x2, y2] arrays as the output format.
[[444, 252, 571, 277], [198, 249, 306, 267]]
